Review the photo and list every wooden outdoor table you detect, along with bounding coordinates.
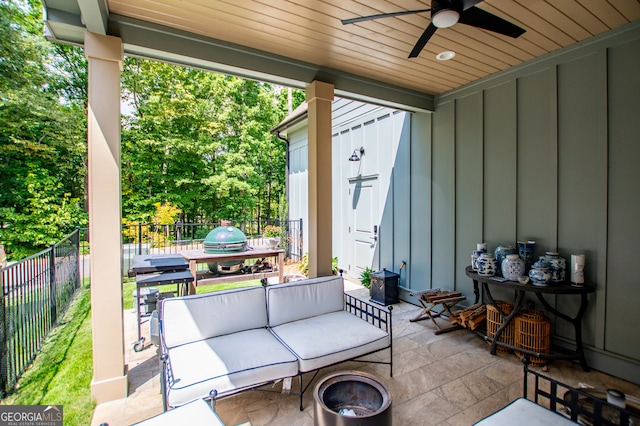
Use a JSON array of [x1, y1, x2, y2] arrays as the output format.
[[180, 247, 284, 294], [465, 266, 594, 370]]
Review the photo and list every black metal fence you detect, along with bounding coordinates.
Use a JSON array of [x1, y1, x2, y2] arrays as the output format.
[[113, 219, 304, 276], [0, 229, 81, 396]]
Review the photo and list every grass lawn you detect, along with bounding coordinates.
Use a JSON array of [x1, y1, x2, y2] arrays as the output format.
[[2, 283, 94, 426], [1, 277, 261, 426]]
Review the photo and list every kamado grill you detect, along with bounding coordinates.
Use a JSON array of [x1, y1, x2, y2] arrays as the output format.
[[204, 225, 249, 274]]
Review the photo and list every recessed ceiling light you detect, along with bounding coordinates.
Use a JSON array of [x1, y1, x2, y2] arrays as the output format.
[[436, 51, 456, 61]]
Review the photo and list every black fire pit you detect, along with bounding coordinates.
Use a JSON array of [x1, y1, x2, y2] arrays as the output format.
[[314, 371, 392, 426]]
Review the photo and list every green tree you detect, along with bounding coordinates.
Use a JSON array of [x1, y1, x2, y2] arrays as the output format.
[[120, 58, 301, 225], [0, 0, 87, 259]]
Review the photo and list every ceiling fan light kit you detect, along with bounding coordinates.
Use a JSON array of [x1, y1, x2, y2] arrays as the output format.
[[342, 0, 526, 59], [432, 9, 459, 28]]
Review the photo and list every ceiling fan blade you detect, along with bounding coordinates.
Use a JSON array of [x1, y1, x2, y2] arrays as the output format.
[[458, 6, 525, 38], [408, 23, 438, 58], [341, 8, 430, 25], [460, 0, 484, 11]]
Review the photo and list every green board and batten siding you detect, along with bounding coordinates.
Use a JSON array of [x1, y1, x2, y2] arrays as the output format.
[[418, 21, 640, 381]]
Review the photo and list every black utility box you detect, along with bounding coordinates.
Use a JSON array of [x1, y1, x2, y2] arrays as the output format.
[[370, 268, 400, 306]]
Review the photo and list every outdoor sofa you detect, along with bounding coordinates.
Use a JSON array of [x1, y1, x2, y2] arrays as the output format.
[[158, 275, 392, 411], [475, 358, 638, 425]]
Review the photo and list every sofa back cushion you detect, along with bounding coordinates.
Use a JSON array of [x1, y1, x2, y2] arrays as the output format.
[[161, 286, 267, 349], [266, 276, 344, 327]]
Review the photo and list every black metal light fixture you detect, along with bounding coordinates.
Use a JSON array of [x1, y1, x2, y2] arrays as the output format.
[[348, 147, 365, 162]]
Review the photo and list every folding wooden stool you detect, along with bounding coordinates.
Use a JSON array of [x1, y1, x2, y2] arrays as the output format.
[[409, 288, 466, 335]]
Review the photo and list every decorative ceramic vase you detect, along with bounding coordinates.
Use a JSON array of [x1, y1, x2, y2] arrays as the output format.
[[477, 253, 498, 277], [265, 237, 280, 249], [502, 254, 525, 281], [471, 250, 483, 271], [545, 252, 567, 282], [529, 256, 552, 285], [518, 240, 536, 272], [570, 254, 586, 286], [494, 245, 517, 276]]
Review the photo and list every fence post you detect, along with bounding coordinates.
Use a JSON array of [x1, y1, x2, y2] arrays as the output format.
[[49, 244, 57, 322], [137, 222, 143, 255], [0, 268, 7, 397], [74, 227, 80, 291]]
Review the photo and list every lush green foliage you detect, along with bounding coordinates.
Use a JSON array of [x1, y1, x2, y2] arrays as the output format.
[[0, 1, 305, 260], [0, 0, 88, 259], [120, 59, 303, 224]]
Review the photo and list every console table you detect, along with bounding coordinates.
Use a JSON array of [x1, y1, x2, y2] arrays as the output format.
[[465, 266, 594, 371]]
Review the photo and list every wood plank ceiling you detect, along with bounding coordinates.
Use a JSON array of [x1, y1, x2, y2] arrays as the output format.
[[108, 0, 640, 95]]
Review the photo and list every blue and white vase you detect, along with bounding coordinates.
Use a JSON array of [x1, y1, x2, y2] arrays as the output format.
[[529, 256, 552, 285], [494, 245, 517, 277], [477, 253, 498, 277], [518, 240, 536, 272], [545, 252, 567, 282], [502, 254, 525, 281], [471, 250, 484, 271]]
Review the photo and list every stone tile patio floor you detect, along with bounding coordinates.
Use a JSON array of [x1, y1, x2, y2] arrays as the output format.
[[91, 281, 640, 426]]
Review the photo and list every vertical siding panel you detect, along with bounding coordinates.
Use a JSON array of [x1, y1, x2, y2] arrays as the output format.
[[455, 93, 483, 300], [431, 101, 456, 290], [606, 38, 640, 359], [408, 112, 430, 293], [484, 81, 518, 248], [517, 69, 557, 252], [393, 114, 411, 282], [557, 51, 607, 345]]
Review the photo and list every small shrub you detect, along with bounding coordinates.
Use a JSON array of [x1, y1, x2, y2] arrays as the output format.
[[359, 267, 374, 289], [264, 225, 281, 238], [299, 253, 339, 276]]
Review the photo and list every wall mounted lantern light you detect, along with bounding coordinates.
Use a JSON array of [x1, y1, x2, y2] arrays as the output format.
[[348, 147, 365, 162]]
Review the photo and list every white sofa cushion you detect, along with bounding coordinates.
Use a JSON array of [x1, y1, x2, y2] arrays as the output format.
[[266, 276, 344, 327], [473, 398, 578, 425], [134, 399, 225, 426], [161, 286, 267, 348], [270, 310, 390, 372], [165, 328, 298, 407]]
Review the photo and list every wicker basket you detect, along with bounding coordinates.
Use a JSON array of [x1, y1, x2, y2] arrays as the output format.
[[514, 310, 550, 366], [486, 301, 515, 354]]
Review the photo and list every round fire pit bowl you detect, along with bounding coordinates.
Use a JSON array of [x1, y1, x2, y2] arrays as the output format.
[[313, 370, 392, 426]]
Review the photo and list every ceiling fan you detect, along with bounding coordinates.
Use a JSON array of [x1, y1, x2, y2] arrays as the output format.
[[341, 0, 526, 58]]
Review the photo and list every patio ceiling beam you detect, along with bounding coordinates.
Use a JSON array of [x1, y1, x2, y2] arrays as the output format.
[[42, 4, 435, 113], [77, 0, 108, 35], [107, 15, 434, 113]]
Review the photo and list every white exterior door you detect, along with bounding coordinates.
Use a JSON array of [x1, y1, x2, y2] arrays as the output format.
[[349, 176, 379, 278]]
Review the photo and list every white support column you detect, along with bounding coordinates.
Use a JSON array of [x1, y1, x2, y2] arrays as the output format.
[[84, 32, 128, 403], [306, 81, 334, 277]]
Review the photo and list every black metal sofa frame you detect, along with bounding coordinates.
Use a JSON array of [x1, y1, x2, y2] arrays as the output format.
[[159, 280, 393, 412], [523, 358, 638, 426]]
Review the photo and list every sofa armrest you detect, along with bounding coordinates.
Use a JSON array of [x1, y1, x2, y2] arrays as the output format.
[[344, 293, 392, 334], [344, 293, 393, 376], [522, 357, 638, 425]]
